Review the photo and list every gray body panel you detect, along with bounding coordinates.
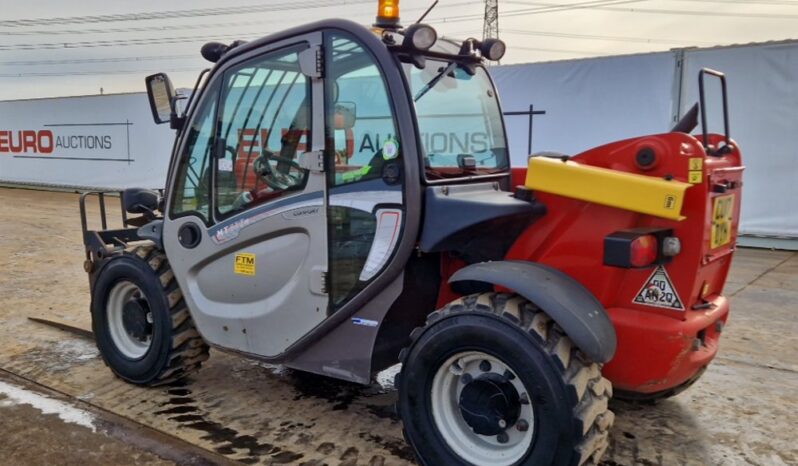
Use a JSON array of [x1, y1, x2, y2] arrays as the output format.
[[163, 32, 329, 358], [160, 22, 423, 381], [286, 272, 404, 384], [449, 260, 617, 363]]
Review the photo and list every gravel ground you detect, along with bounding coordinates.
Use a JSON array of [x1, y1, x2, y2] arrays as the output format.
[[0, 187, 795, 466]]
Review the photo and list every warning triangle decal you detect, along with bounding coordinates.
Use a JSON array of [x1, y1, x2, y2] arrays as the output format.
[[633, 266, 685, 310]]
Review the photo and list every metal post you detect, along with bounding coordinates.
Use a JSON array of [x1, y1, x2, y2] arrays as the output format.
[[527, 104, 534, 155], [98, 192, 107, 231], [504, 105, 547, 156]]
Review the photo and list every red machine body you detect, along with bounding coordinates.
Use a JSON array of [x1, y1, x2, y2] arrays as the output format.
[[440, 132, 744, 396]]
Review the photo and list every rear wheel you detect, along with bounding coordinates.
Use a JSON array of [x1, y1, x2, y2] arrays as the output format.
[[91, 244, 209, 386], [396, 293, 614, 466]]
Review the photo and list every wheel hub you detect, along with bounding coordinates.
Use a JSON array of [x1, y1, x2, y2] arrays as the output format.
[[459, 373, 521, 436], [430, 351, 535, 466], [122, 298, 151, 341]]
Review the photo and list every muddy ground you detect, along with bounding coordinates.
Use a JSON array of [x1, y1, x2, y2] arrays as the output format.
[[0, 187, 795, 466]]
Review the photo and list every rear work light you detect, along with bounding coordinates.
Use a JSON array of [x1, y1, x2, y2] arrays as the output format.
[[402, 23, 437, 51], [604, 228, 677, 268]]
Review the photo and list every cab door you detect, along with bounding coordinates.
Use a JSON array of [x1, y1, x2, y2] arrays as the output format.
[[163, 33, 328, 358]]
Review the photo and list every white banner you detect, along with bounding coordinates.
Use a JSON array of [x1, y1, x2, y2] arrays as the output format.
[[490, 52, 677, 166], [491, 42, 798, 242], [681, 43, 798, 239], [0, 92, 174, 190]]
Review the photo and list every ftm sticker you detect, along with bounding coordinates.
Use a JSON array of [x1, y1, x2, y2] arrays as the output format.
[[234, 253, 256, 276], [633, 266, 685, 310]]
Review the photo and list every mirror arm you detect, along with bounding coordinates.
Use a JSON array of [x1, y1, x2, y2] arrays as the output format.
[[169, 95, 186, 131], [170, 114, 186, 131]]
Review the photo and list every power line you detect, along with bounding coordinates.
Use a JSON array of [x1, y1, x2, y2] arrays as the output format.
[[0, 20, 274, 36], [0, 45, 601, 76], [0, 55, 197, 67], [513, 45, 602, 55], [503, 0, 798, 19], [0, 31, 272, 51], [673, 0, 798, 5], [0, 2, 475, 36], [428, 0, 648, 25], [0, 0, 370, 27], [0, 67, 200, 78], [503, 28, 713, 45]]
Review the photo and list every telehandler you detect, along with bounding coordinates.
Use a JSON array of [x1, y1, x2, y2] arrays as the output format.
[[80, 0, 743, 464]]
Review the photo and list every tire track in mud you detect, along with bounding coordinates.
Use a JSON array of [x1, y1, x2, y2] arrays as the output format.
[[0, 333, 416, 466], [153, 381, 304, 464]]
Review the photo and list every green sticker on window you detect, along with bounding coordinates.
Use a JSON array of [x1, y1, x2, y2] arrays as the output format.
[[382, 137, 400, 160]]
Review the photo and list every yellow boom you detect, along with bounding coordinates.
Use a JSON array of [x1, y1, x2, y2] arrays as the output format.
[[525, 157, 690, 221]]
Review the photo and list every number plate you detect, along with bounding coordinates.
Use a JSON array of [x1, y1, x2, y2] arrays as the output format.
[[711, 194, 735, 248]]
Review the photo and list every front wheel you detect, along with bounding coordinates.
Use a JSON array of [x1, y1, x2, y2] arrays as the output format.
[[396, 293, 614, 466], [91, 244, 209, 386]]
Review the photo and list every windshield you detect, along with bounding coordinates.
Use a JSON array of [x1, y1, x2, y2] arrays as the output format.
[[403, 59, 508, 179]]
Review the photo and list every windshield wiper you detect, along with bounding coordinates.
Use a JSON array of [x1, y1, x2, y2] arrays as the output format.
[[414, 61, 457, 102]]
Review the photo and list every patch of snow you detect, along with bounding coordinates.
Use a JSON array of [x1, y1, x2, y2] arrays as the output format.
[[54, 339, 99, 363], [376, 364, 401, 390], [0, 381, 96, 432]]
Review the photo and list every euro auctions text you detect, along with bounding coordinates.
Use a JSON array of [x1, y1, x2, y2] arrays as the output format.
[[0, 129, 113, 154]]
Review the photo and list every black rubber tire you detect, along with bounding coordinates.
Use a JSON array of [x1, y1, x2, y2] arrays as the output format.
[[91, 244, 209, 386], [396, 292, 614, 466]]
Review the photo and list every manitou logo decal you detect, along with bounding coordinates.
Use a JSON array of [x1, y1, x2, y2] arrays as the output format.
[[0, 130, 114, 154]]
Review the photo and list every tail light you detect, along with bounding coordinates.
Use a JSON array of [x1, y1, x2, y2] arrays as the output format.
[[604, 228, 676, 268], [630, 235, 658, 267]]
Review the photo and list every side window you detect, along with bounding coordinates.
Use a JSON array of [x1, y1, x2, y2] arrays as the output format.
[[215, 45, 311, 218], [170, 81, 219, 222], [325, 33, 401, 310], [327, 35, 400, 186]]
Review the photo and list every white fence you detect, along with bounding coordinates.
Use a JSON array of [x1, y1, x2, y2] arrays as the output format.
[[1, 40, 796, 245], [0, 92, 174, 190], [492, 40, 798, 245]]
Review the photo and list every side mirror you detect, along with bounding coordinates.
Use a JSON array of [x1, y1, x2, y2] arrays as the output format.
[[145, 73, 177, 125]]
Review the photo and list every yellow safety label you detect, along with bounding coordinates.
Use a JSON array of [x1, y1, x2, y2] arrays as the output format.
[[689, 157, 704, 171], [664, 195, 677, 210], [234, 253, 256, 276], [688, 171, 703, 184], [710, 195, 735, 249]]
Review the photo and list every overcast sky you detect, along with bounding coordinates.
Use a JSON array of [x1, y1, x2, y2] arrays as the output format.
[[1, 0, 797, 100]]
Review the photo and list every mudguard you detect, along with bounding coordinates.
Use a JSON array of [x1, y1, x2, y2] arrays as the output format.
[[449, 260, 617, 363]]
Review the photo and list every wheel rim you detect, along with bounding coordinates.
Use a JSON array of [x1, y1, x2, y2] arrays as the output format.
[[431, 351, 534, 466], [106, 280, 153, 359]]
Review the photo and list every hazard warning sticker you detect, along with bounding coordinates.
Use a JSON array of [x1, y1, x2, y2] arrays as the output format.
[[633, 266, 685, 310]]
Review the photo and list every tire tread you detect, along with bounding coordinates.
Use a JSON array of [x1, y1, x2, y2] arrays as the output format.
[[398, 291, 614, 466], [126, 244, 209, 386]]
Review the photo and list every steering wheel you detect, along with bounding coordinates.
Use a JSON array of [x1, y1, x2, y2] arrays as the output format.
[[254, 150, 305, 190]]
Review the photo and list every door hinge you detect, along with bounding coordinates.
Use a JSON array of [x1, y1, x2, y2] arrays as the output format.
[[300, 150, 325, 172], [310, 266, 328, 295], [298, 45, 324, 79]]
